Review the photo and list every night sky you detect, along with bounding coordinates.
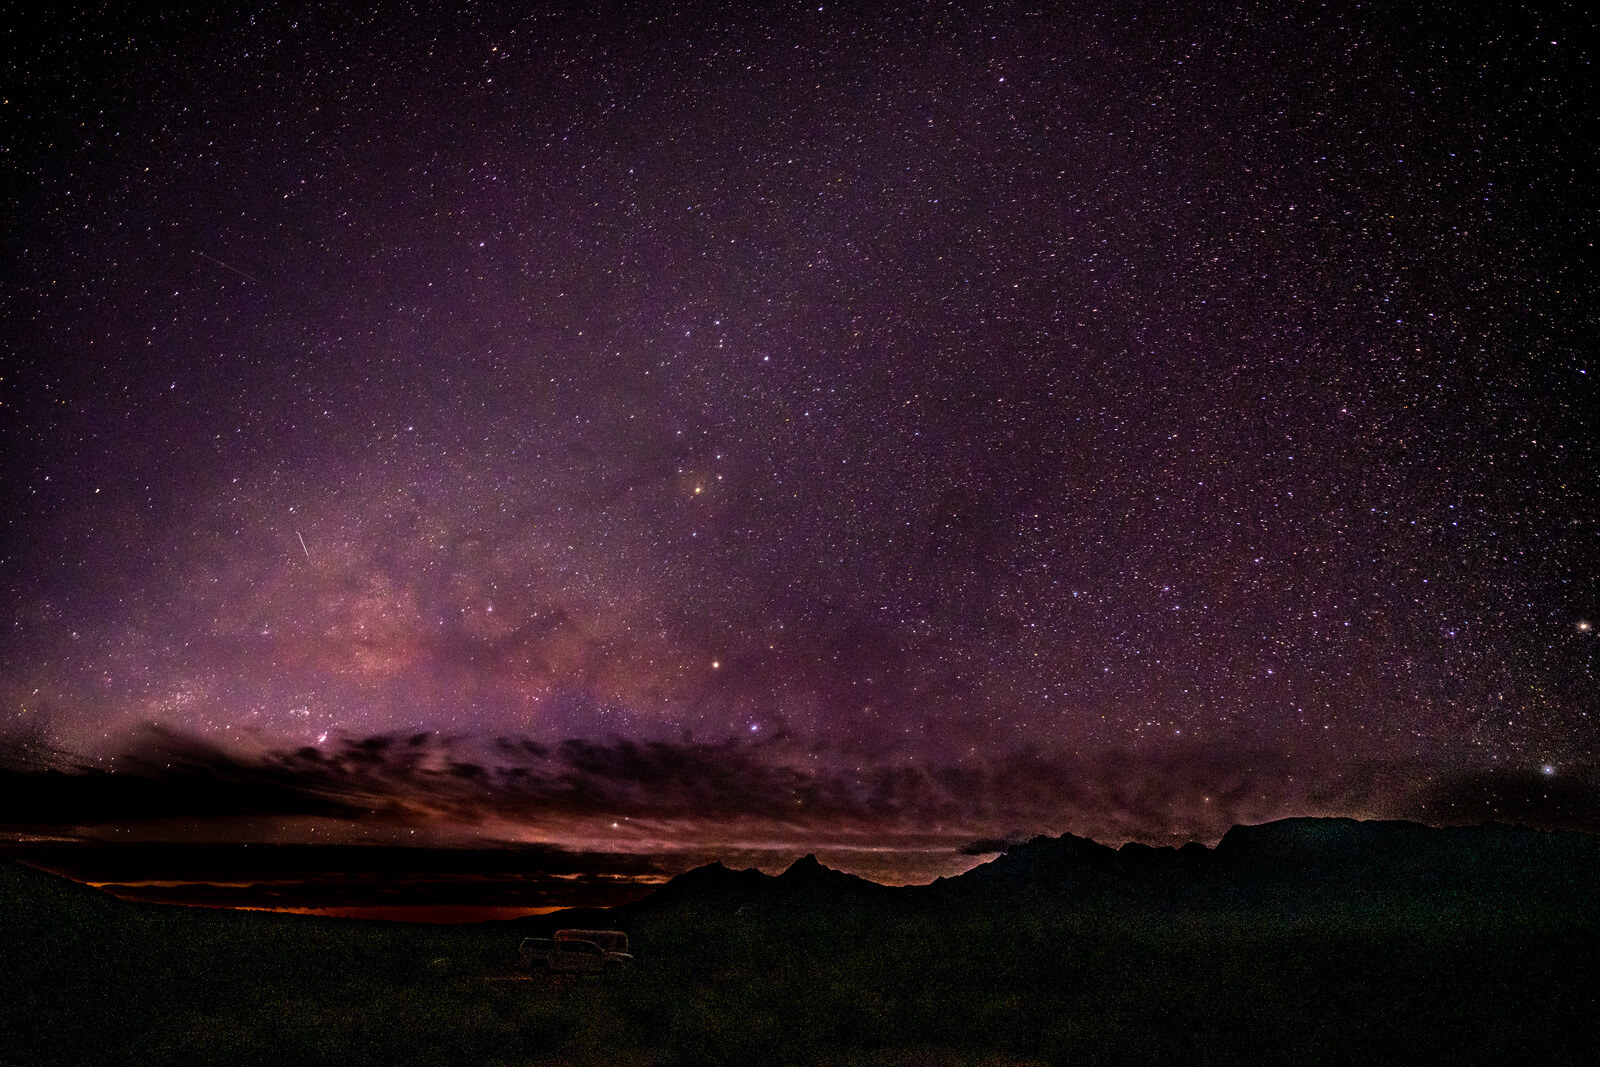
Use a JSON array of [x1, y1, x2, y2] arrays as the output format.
[[3, 2, 1595, 915]]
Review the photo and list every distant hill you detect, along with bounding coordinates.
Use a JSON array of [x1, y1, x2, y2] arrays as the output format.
[[930, 817, 1600, 908], [497, 817, 1600, 935]]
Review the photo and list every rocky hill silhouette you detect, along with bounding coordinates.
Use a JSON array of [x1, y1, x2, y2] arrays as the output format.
[[498, 817, 1600, 937], [646, 853, 896, 908], [927, 817, 1600, 909]]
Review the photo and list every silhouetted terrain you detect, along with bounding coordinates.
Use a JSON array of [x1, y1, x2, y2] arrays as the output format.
[[4, 818, 1599, 1064]]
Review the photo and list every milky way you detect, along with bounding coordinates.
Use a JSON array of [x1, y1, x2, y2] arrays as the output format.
[[2, 3, 1594, 893]]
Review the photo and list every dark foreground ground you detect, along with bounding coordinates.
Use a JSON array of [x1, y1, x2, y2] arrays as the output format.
[[4, 838, 1599, 1065]]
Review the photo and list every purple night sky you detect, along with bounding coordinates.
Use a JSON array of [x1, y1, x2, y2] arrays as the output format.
[[3, 1, 1594, 916]]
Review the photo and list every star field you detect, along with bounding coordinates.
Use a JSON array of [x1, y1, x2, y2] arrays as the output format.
[[2, 2, 1595, 871]]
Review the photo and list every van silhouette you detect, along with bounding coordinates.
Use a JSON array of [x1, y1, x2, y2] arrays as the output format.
[[519, 929, 632, 976]]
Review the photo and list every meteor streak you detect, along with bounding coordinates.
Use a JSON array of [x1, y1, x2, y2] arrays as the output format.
[[197, 251, 260, 283]]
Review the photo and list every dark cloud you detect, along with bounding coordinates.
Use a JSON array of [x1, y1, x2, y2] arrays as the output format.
[[0, 733, 382, 827], [13, 726, 1573, 848], [0, 840, 671, 911], [2, 840, 661, 885]]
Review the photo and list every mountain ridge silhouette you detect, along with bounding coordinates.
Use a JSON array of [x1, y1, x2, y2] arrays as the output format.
[[488, 816, 1600, 932]]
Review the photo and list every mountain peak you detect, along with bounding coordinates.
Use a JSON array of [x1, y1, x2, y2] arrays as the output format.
[[780, 854, 829, 878]]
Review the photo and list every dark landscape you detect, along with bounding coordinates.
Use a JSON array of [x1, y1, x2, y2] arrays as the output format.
[[6, 817, 1599, 1065]]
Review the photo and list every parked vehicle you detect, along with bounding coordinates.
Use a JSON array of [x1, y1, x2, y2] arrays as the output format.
[[519, 929, 632, 976]]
